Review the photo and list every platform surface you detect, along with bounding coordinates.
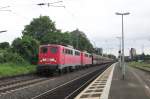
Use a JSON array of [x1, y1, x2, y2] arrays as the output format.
[[109, 63, 150, 99], [75, 63, 115, 99]]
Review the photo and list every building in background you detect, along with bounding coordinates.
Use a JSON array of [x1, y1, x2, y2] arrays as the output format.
[[95, 48, 103, 55], [130, 48, 136, 60]]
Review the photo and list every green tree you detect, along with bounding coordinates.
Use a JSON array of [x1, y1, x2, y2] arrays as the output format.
[[0, 42, 10, 49], [70, 29, 93, 52], [60, 32, 72, 45], [41, 32, 62, 44], [22, 16, 58, 41], [0, 49, 25, 64], [12, 36, 39, 64], [41, 31, 72, 46]]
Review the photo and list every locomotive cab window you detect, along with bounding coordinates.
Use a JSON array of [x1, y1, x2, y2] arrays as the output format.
[[70, 50, 73, 55], [89, 55, 92, 57], [75, 51, 80, 56], [62, 49, 65, 54], [85, 54, 88, 57], [50, 47, 58, 54], [65, 49, 68, 54], [40, 47, 48, 53]]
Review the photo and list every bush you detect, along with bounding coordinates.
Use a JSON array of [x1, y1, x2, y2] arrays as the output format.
[[0, 63, 36, 77], [0, 49, 26, 64], [0, 42, 10, 49], [0, 49, 6, 63], [12, 36, 39, 64], [4, 52, 26, 64]]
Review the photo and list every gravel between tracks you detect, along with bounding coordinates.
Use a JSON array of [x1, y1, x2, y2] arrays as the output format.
[[0, 75, 41, 88], [0, 74, 38, 85], [0, 64, 111, 99]]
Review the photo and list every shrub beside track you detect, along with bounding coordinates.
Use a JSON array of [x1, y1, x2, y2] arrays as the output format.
[[0, 63, 36, 78]]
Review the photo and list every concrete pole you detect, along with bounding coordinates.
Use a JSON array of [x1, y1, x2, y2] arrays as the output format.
[[122, 15, 125, 80], [116, 12, 130, 80], [119, 38, 122, 69], [117, 37, 122, 68]]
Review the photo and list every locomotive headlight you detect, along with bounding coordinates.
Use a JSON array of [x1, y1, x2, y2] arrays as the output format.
[[40, 58, 46, 62], [50, 58, 56, 62], [43, 58, 46, 61], [40, 58, 56, 62], [40, 59, 43, 62]]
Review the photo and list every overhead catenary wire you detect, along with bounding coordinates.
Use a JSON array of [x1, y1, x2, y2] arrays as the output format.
[[37, 0, 65, 7], [0, 0, 66, 20], [0, 6, 10, 9], [0, 6, 11, 12], [46, 5, 65, 8]]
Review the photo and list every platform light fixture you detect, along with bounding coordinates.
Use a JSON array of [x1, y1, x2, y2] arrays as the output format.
[[115, 12, 130, 80]]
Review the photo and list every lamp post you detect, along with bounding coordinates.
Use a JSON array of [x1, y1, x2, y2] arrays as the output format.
[[116, 12, 130, 80], [116, 36, 121, 68]]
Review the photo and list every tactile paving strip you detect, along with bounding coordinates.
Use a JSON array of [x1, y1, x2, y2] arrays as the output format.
[[75, 63, 116, 99]]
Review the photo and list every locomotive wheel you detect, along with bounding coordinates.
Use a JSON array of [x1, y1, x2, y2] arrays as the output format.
[[46, 70, 54, 76], [58, 69, 63, 75], [69, 67, 74, 72], [61, 68, 67, 74], [65, 67, 70, 73]]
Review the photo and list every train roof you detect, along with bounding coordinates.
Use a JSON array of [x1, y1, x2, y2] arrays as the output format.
[[39, 44, 81, 52]]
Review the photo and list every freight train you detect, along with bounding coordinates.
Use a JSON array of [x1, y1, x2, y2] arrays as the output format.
[[37, 44, 113, 74]]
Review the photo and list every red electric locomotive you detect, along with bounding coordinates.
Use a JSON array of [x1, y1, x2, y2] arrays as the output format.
[[37, 44, 113, 74], [37, 44, 82, 73]]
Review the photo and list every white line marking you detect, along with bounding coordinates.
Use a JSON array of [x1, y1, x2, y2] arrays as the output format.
[[31, 67, 105, 99], [145, 85, 150, 89]]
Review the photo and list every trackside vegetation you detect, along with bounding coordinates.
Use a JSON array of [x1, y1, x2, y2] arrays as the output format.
[[128, 62, 150, 72], [0, 63, 36, 77]]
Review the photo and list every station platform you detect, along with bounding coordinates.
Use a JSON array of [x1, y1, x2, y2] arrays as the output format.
[[75, 63, 115, 99], [109, 63, 150, 99], [75, 62, 150, 99]]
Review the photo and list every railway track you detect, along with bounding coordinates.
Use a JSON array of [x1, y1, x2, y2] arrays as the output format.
[[0, 75, 39, 88], [0, 63, 113, 99], [0, 77, 49, 95], [31, 63, 111, 99]]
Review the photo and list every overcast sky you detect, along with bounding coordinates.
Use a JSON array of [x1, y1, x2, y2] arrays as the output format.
[[0, 0, 150, 56]]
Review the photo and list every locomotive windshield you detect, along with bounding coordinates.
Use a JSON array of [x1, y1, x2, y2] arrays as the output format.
[[40, 46, 48, 53], [50, 47, 58, 54]]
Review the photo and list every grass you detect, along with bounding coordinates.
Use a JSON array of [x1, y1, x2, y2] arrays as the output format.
[[128, 61, 150, 72], [0, 63, 36, 77]]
